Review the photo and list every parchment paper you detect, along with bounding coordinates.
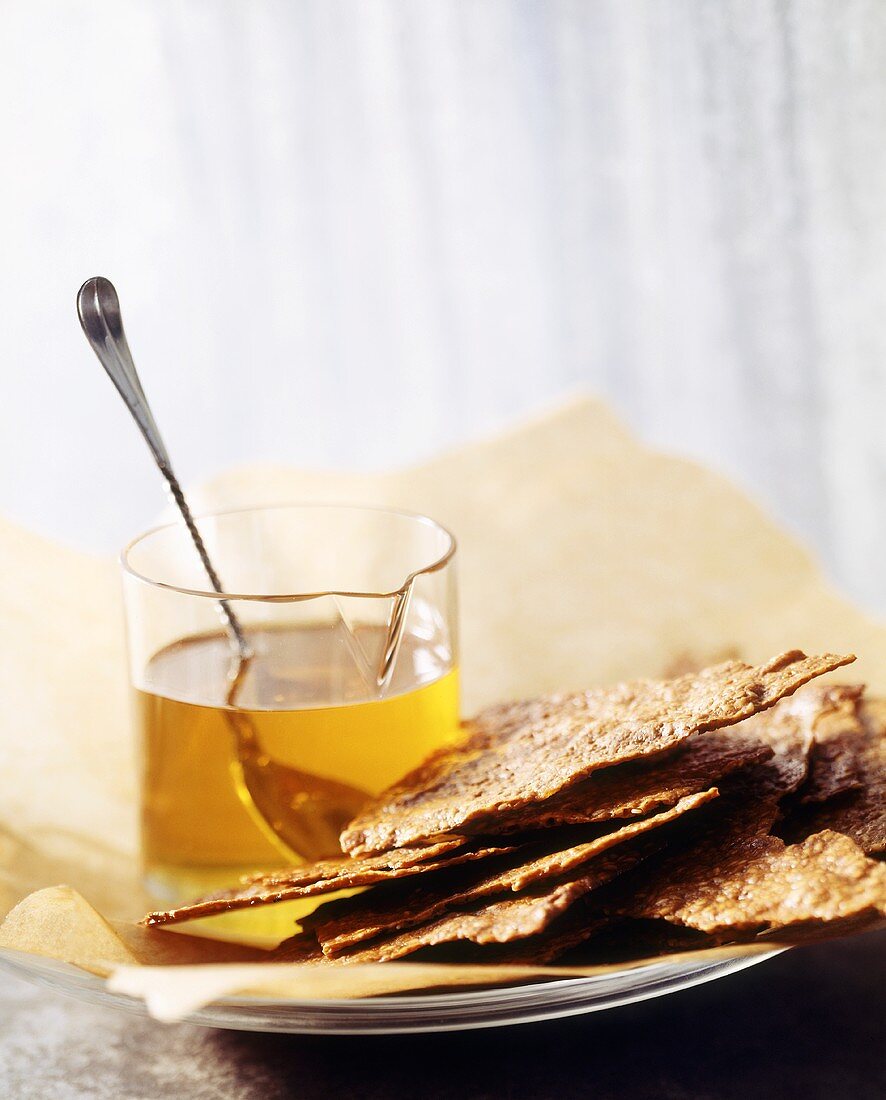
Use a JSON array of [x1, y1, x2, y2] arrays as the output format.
[[2, 398, 884, 1018]]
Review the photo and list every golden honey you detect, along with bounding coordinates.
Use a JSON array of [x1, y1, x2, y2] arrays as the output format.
[[137, 623, 460, 906]]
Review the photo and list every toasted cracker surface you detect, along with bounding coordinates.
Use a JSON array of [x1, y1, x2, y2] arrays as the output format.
[[143, 841, 509, 926], [737, 703, 816, 802], [796, 686, 866, 804], [481, 905, 612, 965], [482, 729, 769, 834], [616, 695, 884, 928], [787, 698, 886, 854], [314, 791, 716, 957], [341, 651, 853, 856], [337, 843, 652, 964], [623, 828, 886, 934]]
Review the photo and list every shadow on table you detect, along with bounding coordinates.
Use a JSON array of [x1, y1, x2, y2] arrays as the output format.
[[204, 929, 886, 1100]]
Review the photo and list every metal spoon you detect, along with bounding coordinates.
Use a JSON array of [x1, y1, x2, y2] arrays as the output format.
[[76, 276, 250, 659], [77, 276, 369, 860]]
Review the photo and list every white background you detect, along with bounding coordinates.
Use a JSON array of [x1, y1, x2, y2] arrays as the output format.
[[1, 1, 885, 611]]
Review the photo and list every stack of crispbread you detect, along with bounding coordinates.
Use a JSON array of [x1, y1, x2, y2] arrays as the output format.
[[145, 650, 886, 967]]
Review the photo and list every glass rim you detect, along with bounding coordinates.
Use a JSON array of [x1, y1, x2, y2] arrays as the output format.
[[120, 502, 457, 603]]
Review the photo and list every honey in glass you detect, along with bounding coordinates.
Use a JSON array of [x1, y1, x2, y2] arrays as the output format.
[[138, 622, 460, 901], [123, 504, 458, 941]]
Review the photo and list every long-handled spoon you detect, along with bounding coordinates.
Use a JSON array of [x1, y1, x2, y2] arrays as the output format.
[[77, 276, 251, 659], [77, 277, 368, 859]]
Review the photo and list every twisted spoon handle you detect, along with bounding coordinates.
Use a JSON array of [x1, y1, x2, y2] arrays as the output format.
[[77, 276, 251, 659]]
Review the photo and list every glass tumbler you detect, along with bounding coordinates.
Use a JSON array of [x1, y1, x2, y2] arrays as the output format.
[[121, 504, 459, 903]]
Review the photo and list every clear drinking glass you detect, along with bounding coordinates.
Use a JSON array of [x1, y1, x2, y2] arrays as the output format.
[[121, 504, 458, 905]]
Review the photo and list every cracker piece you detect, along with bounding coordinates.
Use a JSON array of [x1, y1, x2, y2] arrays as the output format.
[[803, 733, 865, 805], [314, 791, 716, 957], [338, 843, 651, 965], [143, 841, 509, 926], [704, 687, 837, 826], [269, 930, 325, 963], [796, 686, 866, 804], [342, 651, 853, 856], [484, 729, 769, 834], [790, 698, 886, 854], [615, 696, 886, 935], [623, 829, 886, 935], [337, 882, 588, 964], [471, 903, 611, 966]]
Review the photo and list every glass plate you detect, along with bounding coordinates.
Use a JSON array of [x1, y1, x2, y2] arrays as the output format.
[[0, 948, 779, 1034]]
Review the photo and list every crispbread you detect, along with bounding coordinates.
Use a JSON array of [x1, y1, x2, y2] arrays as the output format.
[[144, 841, 510, 926], [481, 904, 611, 965], [786, 698, 886, 855], [337, 842, 654, 964], [737, 703, 816, 804], [611, 690, 886, 932], [611, 713, 844, 930], [796, 685, 866, 804], [269, 930, 325, 964], [622, 828, 886, 935], [313, 790, 716, 957], [479, 729, 769, 834], [341, 651, 854, 856], [803, 733, 865, 805], [142, 650, 881, 972]]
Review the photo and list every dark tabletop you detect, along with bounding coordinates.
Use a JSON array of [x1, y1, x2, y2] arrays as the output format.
[[2, 930, 884, 1099]]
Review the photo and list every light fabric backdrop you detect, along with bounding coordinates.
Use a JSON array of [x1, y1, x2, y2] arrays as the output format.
[[1, 1, 884, 611]]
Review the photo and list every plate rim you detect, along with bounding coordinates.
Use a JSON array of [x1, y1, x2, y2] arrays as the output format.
[[0, 947, 782, 1034]]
